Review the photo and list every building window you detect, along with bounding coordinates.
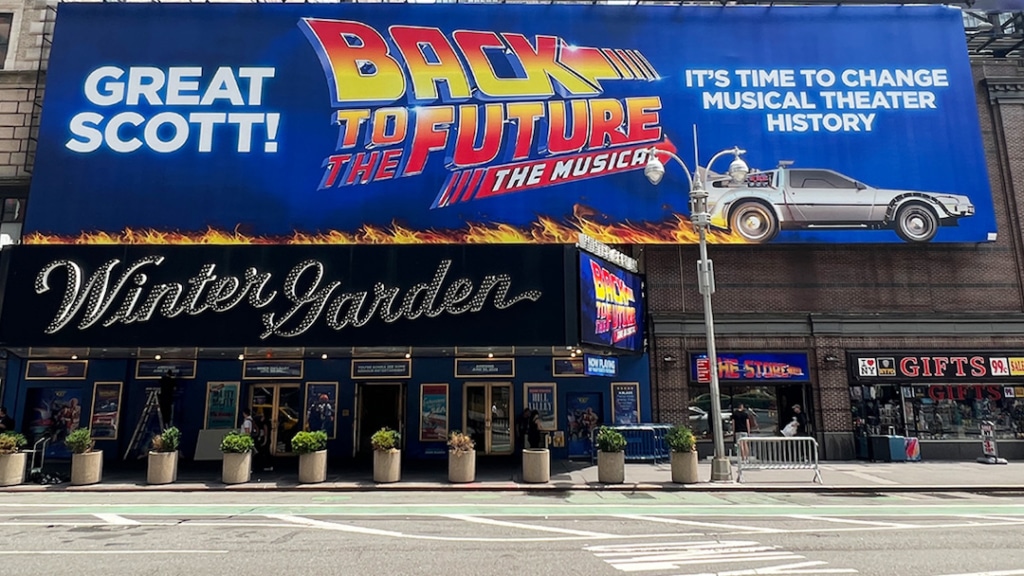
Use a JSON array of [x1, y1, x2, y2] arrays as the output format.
[[0, 14, 12, 69], [852, 384, 1024, 440], [1, 197, 21, 222]]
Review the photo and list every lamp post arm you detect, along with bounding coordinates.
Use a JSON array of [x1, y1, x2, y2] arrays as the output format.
[[701, 146, 746, 186], [650, 147, 694, 190]]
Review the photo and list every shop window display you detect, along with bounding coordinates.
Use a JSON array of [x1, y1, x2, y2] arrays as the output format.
[[852, 384, 1024, 440], [686, 386, 789, 439]]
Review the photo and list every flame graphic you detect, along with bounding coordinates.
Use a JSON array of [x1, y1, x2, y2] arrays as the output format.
[[23, 205, 748, 245]]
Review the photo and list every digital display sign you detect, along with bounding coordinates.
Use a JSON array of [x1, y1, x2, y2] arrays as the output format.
[[579, 252, 644, 353]]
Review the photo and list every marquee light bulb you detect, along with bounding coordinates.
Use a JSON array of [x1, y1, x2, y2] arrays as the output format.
[[321, 353, 328, 360]]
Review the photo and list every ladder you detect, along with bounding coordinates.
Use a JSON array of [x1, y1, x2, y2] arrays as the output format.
[[124, 388, 164, 460]]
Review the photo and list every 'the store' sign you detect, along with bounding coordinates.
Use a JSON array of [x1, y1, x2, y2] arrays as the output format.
[[849, 352, 1024, 381]]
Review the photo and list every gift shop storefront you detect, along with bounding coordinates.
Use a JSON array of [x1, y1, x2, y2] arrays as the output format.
[[849, 351, 1024, 460]]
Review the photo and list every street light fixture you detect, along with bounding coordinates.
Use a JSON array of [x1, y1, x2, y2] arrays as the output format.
[[643, 141, 748, 483]]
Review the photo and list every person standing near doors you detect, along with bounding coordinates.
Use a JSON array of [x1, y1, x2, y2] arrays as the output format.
[[516, 408, 531, 455], [158, 370, 177, 426], [731, 404, 757, 458], [792, 404, 808, 436], [527, 410, 543, 449]]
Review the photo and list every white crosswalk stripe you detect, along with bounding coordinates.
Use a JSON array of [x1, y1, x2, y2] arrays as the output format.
[[585, 541, 859, 575]]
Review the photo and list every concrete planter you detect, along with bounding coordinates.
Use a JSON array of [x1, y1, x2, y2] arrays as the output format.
[[671, 450, 699, 484], [147, 451, 178, 485], [298, 450, 328, 484], [597, 450, 625, 484], [71, 451, 103, 486], [522, 448, 550, 483], [0, 452, 27, 487], [221, 452, 251, 485], [448, 449, 476, 483], [373, 449, 401, 483]]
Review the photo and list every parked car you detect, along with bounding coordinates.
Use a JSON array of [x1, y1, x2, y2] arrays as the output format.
[[706, 161, 975, 243]]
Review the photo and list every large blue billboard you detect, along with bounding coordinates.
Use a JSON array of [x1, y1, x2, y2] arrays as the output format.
[[580, 252, 645, 353], [24, 4, 994, 245]]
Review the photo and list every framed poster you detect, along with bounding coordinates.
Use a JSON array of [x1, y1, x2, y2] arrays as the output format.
[[420, 384, 449, 442], [89, 382, 122, 440], [566, 393, 603, 459], [305, 382, 338, 439], [26, 360, 88, 380], [611, 382, 641, 425], [351, 359, 412, 379], [136, 359, 197, 379], [204, 382, 240, 430], [552, 358, 585, 377], [524, 384, 557, 431], [243, 360, 304, 379]]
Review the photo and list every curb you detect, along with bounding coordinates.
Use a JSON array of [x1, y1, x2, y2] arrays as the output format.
[[4, 482, 1024, 494]]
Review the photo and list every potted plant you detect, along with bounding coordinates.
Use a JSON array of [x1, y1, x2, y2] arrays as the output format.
[[666, 425, 699, 484], [447, 430, 476, 483], [147, 426, 180, 485], [219, 431, 254, 485], [0, 432, 28, 487], [371, 427, 401, 483], [291, 430, 328, 484], [66, 428, 103, 486], [595, 427, 626, 484]]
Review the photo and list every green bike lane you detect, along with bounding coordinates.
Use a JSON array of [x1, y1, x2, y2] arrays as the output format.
[[3, 491, 1024, 518]]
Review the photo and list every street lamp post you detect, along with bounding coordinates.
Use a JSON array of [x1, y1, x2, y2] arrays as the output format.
[[643, 142, 748, 483]]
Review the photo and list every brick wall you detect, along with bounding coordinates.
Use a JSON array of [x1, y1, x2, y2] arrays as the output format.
[[0, 0, 51, 183]]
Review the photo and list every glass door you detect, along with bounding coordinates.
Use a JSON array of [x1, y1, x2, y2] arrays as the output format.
[[464, 383, 512, 455], [249, 384, 302, 456]]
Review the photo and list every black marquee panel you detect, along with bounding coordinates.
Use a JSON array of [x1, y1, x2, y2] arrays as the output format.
[[0, 245, 575, 348]]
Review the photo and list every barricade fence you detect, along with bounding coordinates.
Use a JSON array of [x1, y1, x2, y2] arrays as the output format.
[[736, 436, 822, 483], [590, 425, 671, 464]]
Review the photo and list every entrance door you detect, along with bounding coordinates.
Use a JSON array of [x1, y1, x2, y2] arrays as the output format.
[[776, 384, 810, 436], [249, 384, 302, 456], [357, 383, 404, 455], [464, 383, 512, 455]]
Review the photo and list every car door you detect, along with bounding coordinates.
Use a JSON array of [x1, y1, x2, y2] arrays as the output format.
[[786, 169, 874, 223]]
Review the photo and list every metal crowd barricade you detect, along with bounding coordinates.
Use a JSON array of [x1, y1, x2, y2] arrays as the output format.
[[736, 436, 823, 483], [590, 425, 670, 464]]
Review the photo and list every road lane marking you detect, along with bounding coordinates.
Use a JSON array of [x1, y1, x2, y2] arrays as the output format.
[[265, 514, 406, 537], [441, 514, 613, 537], [786, 515, 917, 528], [619, 515, 782, 533], [675, 560, 858, 575], [960, 515, 1024, 523], [930, 571, 1024, 576], [587, 541, 803, 573], [0, 550, 227, 555], [93, 513, 140, 525]]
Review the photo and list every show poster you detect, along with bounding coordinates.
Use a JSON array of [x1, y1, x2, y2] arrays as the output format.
[[612, 383, 641, 425], [580, 253, 645, 353], [525, 384, 557, 431], [89, 382, 122, 440], [25, 4, 993, 246], [24, 387, 83, 458], [566, 393, 603, 459], [305, 382, 338, 438], [420, 384, 448, 442], [205, 381, 239, 429]]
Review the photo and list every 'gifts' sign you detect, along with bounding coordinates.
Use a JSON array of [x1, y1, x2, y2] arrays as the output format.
[[850, 352, 1024, 382]]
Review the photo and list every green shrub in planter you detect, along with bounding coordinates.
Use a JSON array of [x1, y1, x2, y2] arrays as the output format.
[[0, 432, 27, 455], [595, 427, 626, 453], [219, 432, 255, 454], [65, 428, 95, 454], [666, 425, 696, 453], [370, 427, 400, 452], [291, 430, 328, 455], [151, 426, 181, 453]]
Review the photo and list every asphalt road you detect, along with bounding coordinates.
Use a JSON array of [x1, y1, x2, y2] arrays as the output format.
[[2, 491, 1024, 576]]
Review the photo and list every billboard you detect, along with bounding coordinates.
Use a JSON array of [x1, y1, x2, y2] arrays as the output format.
[[25, 4, 994, 245], [691, 352, 811, 383], [579, 252, 645, 353]]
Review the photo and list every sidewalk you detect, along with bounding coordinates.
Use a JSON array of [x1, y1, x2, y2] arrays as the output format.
[[2, 458, 1020, 493]]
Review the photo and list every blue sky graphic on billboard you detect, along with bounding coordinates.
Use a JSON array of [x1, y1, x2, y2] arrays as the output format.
[[580, 253, 644, 353], [24, 4, 994, 244]]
